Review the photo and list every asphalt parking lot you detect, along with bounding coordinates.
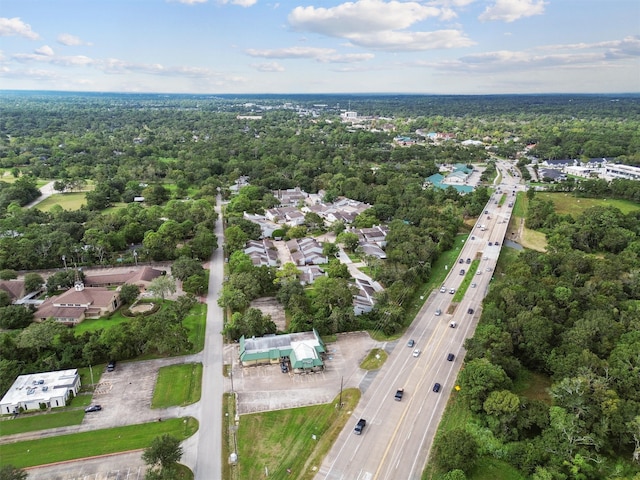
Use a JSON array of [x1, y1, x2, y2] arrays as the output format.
[[21, 332, 379, 478], [232, 331, 378, 414]]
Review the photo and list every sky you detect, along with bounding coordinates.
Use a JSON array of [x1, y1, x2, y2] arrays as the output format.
[[1, 0, 639, 95]]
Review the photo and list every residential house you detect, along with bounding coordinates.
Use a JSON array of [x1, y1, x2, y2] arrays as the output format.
[[286, 238, 327, 266], [244, 239, 280, 267]]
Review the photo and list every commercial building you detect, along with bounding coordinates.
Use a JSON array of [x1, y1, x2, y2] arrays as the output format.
[[0, 369, 81, 414], [239, 330, 326, 371]]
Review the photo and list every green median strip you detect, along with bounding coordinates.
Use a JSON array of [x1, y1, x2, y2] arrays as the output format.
[[0, 416, 198, 469]]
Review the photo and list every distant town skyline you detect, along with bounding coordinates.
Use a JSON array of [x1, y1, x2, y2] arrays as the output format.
[[1, 0, 639, 95]]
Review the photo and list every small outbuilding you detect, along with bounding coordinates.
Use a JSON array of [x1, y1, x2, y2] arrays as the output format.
[[0, 369, 81, 414]]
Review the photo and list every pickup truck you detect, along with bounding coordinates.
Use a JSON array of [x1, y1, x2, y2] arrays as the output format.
[[394, 388, 404, 401], [354, 418, 366, 435]]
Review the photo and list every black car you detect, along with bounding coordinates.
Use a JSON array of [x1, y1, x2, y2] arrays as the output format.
[[447, 353, 455, 361], [458, 258, 464, 264], [488, 242, 493, 246], [107, 360, 116, 372], [467, 308, 474, 314], [466, 258, 471, 264], [280, 362, 288, 373], [433, 383, 441, 393], [85, 405, 102, 413]]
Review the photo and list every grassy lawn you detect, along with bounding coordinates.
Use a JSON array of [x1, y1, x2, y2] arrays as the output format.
[[0, 416, 198, 468], [512, 369, 552, 404], [538, 192, 640, 216], [222, 393, 236, 480], [34, 192, 87, 211], [0, 410, 85, 436], [183, 302, 207, 354], [152, 363, 203, 408], [360, 348, 388, 370], [73, 313, 131, 335], [236, 389, 360, 480]]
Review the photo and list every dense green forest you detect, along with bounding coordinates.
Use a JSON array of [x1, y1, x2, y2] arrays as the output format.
[[0, 92, 639, 479]]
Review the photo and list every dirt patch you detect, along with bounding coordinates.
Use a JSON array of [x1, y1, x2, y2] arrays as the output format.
[[249, 297, 286, 331]]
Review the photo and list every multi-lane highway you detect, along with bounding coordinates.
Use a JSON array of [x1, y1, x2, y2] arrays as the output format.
[[316, 164, 522, 480]]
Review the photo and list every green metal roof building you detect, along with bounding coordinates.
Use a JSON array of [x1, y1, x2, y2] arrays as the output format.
[[239, 329, 326, 371]]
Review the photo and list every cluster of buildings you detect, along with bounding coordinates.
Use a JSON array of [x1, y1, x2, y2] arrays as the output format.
[[535, 158, 640, 182]]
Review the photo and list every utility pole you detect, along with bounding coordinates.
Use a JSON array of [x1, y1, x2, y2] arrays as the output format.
[[339, 376, 343, 408], [89, 364, 94, 387]]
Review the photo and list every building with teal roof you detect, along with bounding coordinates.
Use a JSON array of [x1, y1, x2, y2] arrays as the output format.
[[239, 329, 326, 371]]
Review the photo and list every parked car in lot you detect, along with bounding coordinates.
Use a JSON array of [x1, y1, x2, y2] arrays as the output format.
[[85, 405, 102, 413], [407, 339, 415, 348], [433, 383, 441, 393], [107, 360, 116, 372], [413, 349, 421, 357], [447, 353, 455, 361]]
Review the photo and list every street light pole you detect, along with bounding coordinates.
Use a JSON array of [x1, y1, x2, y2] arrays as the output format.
[[89, 364, 94, 387]]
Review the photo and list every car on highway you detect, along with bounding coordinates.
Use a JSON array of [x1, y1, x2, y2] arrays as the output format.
[[488, 241, 493, 246], [407, 339, 415, 348], [440, 286, 447, 293], [458, 258, 464, 264], [413, 349, 421, 357], [486, 267, 493, 272], [470, 282, 477, 288], [459, 269, 465, 275], [466, 258, 471, 264], [467, 308, 474, 314], [447, 353, 455, 361], [394, 388, 404, 401], [449, 322, 457, 328], [433, 383, 441, 393], [495, 241, 500, 246], [449, 288, 455, 294], [85, 405, 102, 413], [354, 418, 366, 435], [435, 308, 442, 316]]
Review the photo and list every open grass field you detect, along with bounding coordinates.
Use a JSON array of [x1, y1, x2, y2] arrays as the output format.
[[235, 389, 360, 480], [0, 416, 198, 468], [34, 192, 87, 211], [151, 363, 202, 409], [183, 302, 206, 354], [0, 410, 85, 436], [537, 192, 640, 216]]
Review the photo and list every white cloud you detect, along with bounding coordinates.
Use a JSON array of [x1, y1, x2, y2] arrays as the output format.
[[432, 36, 640, 73], [218, 0, 258, 6], [57, 33, 91, 46], [287, 0, 473, 52], [34, 45, 54, 56], [246, 46, 374, 63], [479, 0, 546, 23], [288, 0, 442, 37], [172, 0, 208, 4], [347, 29, 475, 51], [0, 17, 39, 40], [251, 62, 285, 72], [246, 46, 336, 59]]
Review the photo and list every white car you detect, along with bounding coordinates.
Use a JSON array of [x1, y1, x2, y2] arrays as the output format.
[[440, 286, 447, 293], [449, 322, 457, 328], [435, 308, 442, 316], [413, 349, 421, 357], [471, 283, 477, 288]]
